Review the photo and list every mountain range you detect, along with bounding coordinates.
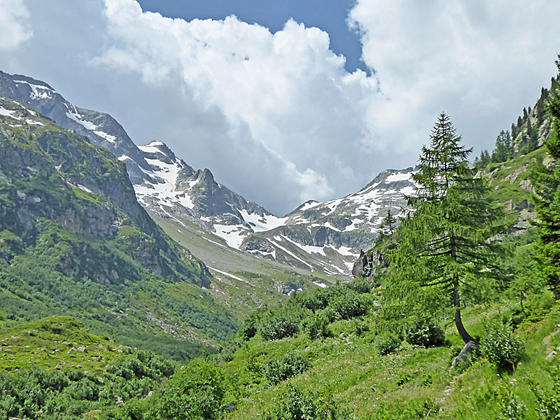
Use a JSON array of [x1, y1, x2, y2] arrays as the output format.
[[0, 70, 415, 278]]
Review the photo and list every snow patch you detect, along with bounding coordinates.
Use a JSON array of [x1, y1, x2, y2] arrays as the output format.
[[66, 108, 97, 131], [213, 224, 247, 249], [208, 267, 251, 284], [239, 209, 287, 233], [14, 80, 55, 100], [0, 106, 21, 120], [94, 130, 116, 143], [386, 172, 412, 183]]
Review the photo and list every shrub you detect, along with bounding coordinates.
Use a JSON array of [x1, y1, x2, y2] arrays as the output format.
[[264, 386, 318, 420], [405, 317, 445, 347], [328, 291, 369, 320], [263, 353, 311, 385], [375, 333, 401, 355], [350, 319, 370, 336], [148, 359, 224, 419], [480, 321, 524, 371], [261, 316, 299, 341], [301, 312, 330, 340], [346, 278, 373, 294]]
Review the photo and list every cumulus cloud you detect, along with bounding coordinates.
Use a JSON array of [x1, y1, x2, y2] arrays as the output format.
[[348, 0, 560, 154], [92, 0, 383, 209], [0, 0, 33, 51]]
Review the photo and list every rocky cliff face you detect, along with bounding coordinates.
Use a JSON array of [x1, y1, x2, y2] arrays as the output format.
[[0, 71, 153, 185], [0, 96, 208, 285], [238, 168, 415, 275]]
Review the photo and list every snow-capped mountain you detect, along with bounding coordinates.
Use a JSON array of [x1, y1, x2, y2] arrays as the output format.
[[131, 140, 285, 243], [0, 70, 415, 276], [237, 169, 415, 275], [130, 139, 415, 275], [0, 71, 153, 185]]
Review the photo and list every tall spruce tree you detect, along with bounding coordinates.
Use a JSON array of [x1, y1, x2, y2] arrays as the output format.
[[531, 56, 560, 299], [385, 113, 507, 343], [492, 130, 513, 163]]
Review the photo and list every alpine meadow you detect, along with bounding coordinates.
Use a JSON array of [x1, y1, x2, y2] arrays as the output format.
[[1, 1, 560, 419]]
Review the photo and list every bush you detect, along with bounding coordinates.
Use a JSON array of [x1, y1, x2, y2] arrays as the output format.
[[301, 312, 330, 340], [264, 386, 318, 420], [148, 359, 224, 419], [405, 317, 445, 347], [261, 316, 299, 341], [346, 278, 373, 294], [480, 321, 524, 371], [263, 353, 311, 385], [375, 333, 401, 355], [328, 291, 369, 320]]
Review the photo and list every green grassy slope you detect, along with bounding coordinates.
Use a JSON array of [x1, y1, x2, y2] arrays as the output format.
[[217, 297, 559, 418], [482, 147, 546, 231], [0, 98, 238, 360]]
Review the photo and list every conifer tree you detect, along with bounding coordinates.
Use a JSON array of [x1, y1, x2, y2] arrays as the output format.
[[380, 209, 397, 236], [385, 113, 507, 343], [492, 130, 513, 162], [531, 56, 560, 298], [526, 119, 539, 152]]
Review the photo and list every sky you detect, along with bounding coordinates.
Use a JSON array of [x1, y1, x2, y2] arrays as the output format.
[[1, 0, 559, 215]]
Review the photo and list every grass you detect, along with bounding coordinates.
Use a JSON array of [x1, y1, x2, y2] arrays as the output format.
[[216, 298, 559, 419], [0, 316, 128, 372]]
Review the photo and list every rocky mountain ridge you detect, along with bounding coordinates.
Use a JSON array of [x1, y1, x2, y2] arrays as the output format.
[[0, 70, 415, 276]]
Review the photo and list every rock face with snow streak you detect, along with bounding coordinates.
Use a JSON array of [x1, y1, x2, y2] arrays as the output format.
[[131, 140, 284, 248], [0, 69, 415, 277], [0, 71, 153, 185], [238, 168, 415, 275]]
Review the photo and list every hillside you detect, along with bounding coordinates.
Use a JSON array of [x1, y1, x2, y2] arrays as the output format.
[[0, 97, 238, 360], [4, 276, 556, 419]]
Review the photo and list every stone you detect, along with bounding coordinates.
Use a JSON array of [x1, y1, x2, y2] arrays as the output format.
[[452, 341, 478, 367]]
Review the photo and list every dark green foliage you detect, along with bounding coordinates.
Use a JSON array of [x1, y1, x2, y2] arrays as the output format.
[[531, 57, 560, 299], [328, 289, 369, 320], [405, 317, 445, 348], [147, 359, 224, 420], [480, 321, 524, 371], [492, 130, 513, 163], [264, 386, 318, 420], [345, 277, 373, 294], [263, 353, 311, 385], [386, 113, 507, 343], [301, 312, 330, 340], [239, 309, 269, 341], [261, 316, 299, 341], [0, 350, 174, 420], [375, 332, 401, 355], [380, 209, 397, 236], [474, 149, 491, 169]]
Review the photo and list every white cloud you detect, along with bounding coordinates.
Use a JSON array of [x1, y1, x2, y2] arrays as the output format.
[[0, 0, 32, 51], [349, 0, 560, 153], [94, 0, 380, 212]]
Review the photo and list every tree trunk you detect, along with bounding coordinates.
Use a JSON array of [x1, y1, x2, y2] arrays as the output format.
[[453, 276, 476, 344]]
